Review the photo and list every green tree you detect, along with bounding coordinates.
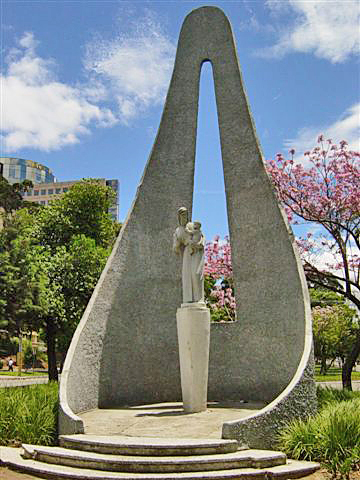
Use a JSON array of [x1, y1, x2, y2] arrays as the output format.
[[0, 179, 118, 380], [31, 179, 117, 249], [312, 304, 359, 375], [0, 224, 42, 338], [0, 177, 33, 214], [55, 235, 110, 373], [267, 138, 360, 389]]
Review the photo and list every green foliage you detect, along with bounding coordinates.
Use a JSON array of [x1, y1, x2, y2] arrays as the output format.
[[312, 303, 359, 374], [0, 231, 43, 335], [56, 234, 110, 352], [0, 179, 116, 380], [315, 365, 360, 382], [0, 360, 3, 369], [0, 371, 47, 376], [0, 178, 33, 214], [31, 179, 117, 249], [278, 389, 360, 478], [0, 334, 17, 356], [309, 287, 344, 307], [0, 382, 59, 446], [10, 336, 45, 368], [205, 275, 236, 322], [316, 386, 360, 409]]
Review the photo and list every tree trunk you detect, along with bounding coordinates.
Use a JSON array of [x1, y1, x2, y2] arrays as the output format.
[[59, 351, 67, 374], [320, 355, 328, 375], [46, 320, 58, 382], [342, 329, 360, 390]]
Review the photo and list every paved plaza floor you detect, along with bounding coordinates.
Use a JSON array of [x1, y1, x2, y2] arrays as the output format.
[[80, 400, 266, 438]]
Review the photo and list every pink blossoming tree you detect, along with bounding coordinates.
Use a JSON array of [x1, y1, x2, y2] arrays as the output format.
[[204, 235, 235, 322], [267, 136, 360, 389]]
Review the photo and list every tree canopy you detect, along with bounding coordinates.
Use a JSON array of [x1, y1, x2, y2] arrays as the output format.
[[0, 179, 119, 380], [266, 136, 360, 389]]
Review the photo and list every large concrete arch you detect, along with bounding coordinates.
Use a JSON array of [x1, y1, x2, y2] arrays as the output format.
[[59, 6, 316, 448]]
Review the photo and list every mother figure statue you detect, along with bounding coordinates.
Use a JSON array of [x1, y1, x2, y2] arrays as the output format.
[[173, 207, 205, 304]]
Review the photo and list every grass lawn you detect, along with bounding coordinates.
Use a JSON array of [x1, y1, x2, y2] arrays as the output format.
[[0, 371, 48, 376], [315, 365, 360, 382]]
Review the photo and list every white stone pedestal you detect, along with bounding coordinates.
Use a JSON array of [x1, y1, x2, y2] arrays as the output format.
[[176, 302, 211, 413]]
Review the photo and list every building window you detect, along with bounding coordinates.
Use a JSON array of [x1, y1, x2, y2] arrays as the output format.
[[35, 173, 42, 182], [55, 188, 61, 194], [9, 167, 16, 178], [40, 201, 46, 205], [48, 189, 53, 194], [41, 189, 46, 195], [34, 190, 39, 196], [27, 190, 33, 196]]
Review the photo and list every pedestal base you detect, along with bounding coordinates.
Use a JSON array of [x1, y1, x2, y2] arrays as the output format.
[[176, 302, 210, 413]]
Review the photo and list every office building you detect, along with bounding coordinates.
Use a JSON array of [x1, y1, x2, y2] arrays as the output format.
[[0, 157, 119, 221], [24, 179, 119, 222], [0, 157, 55, 185]]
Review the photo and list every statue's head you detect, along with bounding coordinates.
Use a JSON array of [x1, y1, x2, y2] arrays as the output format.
[[178, 207, 188, 226]]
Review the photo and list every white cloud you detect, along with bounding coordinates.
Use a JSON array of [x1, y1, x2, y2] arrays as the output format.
[[258, 0, 360, 63], [1, 32, 117, 152], [284, 102, 360, 157], [18, 31, 38, 50], [84, 15, 176, 124]]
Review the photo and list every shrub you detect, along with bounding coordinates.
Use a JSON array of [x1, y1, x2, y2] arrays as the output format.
[[0, 360, 3, 369], [278, 398, 360, 478], [0, 382, 58, 446], [317, 385, 360, 409]]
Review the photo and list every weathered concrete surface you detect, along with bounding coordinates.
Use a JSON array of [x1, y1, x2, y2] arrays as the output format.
[[59, 435, 240, 456], [1, 446, 320, 479], [177, 304, 211, 412], [59, 5, 316, 446], [79, 402, 265, 439]]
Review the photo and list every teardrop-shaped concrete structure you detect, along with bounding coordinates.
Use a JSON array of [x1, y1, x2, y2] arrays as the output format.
[[59, 6, 316, 448]]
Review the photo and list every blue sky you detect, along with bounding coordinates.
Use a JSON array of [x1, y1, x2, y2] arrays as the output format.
[[1, 0, 359, 240]]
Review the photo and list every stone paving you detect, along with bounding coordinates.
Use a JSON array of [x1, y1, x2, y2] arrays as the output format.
[[80, 401, 266, 439]]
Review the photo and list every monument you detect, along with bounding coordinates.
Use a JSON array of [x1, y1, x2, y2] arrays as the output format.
[[174, 207, 210, 413], [59, 6, 316, 448]]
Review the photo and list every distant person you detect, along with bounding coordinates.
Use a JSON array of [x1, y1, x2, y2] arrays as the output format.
[[8, 358, 14, 372]]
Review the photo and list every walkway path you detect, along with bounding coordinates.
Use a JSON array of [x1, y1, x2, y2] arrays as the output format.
[[1, 377, 359, 390], [318, 380, 360, 391], [0, 376, 49, 388]]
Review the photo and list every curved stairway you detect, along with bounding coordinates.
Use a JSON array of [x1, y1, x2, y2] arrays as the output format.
[[1, 435, 319, 479]]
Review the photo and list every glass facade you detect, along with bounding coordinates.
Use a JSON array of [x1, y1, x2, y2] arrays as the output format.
[[0, 157, 55, 185], [0, 158, 119, 222]]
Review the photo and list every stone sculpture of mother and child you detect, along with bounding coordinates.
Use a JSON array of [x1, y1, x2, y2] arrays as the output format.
[[173, 207, 205, 304]]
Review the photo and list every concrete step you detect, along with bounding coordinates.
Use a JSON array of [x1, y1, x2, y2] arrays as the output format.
[[0, 446, 321, 480], [22, 444, 287, 473], [59, 435, 240, 456]]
